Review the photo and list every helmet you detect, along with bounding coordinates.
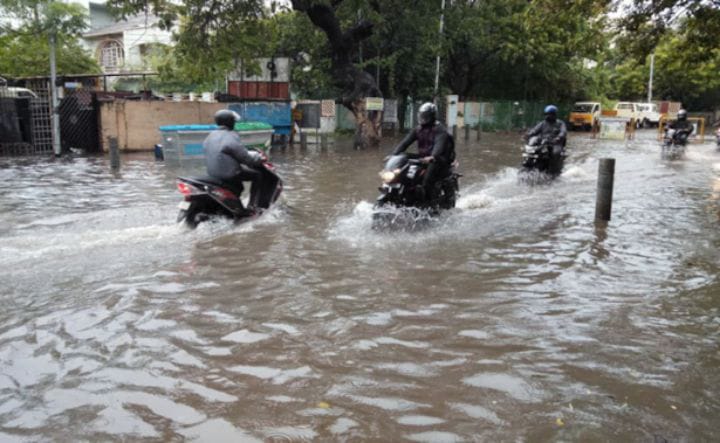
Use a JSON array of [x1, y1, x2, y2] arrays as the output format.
[[214, 109, 240, 130], [677, 109, 687, 120], [418, 102, 437, 125], [544, 105, 558, 115]]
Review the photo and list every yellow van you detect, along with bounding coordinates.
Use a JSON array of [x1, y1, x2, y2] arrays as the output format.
[[569, 102, 601, 131]]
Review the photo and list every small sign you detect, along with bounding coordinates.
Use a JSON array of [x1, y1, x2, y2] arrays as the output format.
[[366, 97, 384, 111], [64, 82, 82, 89], [598, 118, 627, 140]]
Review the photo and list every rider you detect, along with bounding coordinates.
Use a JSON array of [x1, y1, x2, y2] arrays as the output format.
[[525, 105, 567, 157], [204, 109, 264, 211], [667, 109, 693, 143], [391, 102, 455, 202]]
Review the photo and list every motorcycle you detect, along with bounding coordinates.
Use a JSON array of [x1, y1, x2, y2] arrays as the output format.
[[661, 128, 688, 160], [372, 153, 460, 230], [176, 148, 283, 228], [519, 135, 565, 180]]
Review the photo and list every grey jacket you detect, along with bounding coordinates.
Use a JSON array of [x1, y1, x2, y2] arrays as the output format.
[[203, 129, 262, 180]]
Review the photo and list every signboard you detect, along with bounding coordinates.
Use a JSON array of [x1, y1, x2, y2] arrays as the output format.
[[383, 99, 398, 123], [366, 97, 384, 111], [598, 117, 627, 140], [445, 95, 459, 127]]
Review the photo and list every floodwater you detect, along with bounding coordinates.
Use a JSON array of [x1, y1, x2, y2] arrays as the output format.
[[1, 130, 719, 442]]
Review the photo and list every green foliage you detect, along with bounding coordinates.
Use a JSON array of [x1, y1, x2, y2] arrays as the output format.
[[0, 0, 99, 77], [106, 0, 720, 110], [0, 33, 100, 76]]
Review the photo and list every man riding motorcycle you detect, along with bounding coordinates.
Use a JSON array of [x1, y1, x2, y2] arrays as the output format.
[[525, 105, 567, 157], [204, 109, 265, 212], [667, 109, 693, 144], [390, 102, 455, 203]]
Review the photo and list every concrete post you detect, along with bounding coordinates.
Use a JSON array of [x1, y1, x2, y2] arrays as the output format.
[[300, 132, 308, 149], [109, 136, 120, 170], [452, 125, 457, 139], [476, 123, 481, 141], [49, 32, 62, 157], [595, 158, 615, 221], [464, 124, 470, 141], [320, 133, 328, 149]]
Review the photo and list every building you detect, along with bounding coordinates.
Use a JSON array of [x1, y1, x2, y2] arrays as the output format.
[[77, 1, 173, 74]]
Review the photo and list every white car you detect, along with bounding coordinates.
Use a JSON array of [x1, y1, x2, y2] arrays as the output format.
[[614, 102, 642, 128], [0, 86, 38, 98], [636, 103, 661, 128]]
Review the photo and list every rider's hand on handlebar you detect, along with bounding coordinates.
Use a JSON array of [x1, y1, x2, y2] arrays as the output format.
[[420, 156, 435, 164]]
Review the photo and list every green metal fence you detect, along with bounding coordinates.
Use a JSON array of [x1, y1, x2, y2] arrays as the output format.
[[337, 98, 573, 133]]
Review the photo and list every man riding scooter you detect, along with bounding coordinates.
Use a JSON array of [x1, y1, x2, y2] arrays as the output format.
[[390, 102, 455, 205], [667, 109, 694, 145], [204, 109, 266, 214], [525, 105, 567, 157]]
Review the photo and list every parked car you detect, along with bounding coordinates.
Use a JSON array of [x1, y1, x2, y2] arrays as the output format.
[[614, 102, 641, 127], [0, 86, 38, 98], [569, 102, 601, 131], [636, 103, 661, 128]]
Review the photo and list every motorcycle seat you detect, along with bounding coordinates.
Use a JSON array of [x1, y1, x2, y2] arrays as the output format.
[[183, 176, 244, 196]]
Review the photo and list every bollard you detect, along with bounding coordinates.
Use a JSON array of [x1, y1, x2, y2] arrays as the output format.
[[109, 136, 120, 170], [595, 158, 615, 221], [300, 132, 308, 149], [464, 124, 470, 141], [452, 125, 457, 140], [476, 123, 481, 141], [320, 133, 328, 149]]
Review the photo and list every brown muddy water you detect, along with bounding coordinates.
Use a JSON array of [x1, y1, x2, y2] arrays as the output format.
[[0, 130, 719, 442]]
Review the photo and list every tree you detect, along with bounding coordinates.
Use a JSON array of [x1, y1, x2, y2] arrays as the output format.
[[290, 0, 382, 148], [0, 0, 99, 77]]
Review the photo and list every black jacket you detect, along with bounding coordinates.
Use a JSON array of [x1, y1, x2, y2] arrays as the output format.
[[668, 119, 694, 134], [392, 122, 453, 161]]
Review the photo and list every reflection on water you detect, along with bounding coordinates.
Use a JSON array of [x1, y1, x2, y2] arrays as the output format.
[[0, 132, 719, 441]]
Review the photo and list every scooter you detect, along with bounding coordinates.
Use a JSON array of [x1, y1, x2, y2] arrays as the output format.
[[519, 135, 565, 181], [176, 148, 282, 228], [662, 128, 688, 160], [372, 153, 460, 230]]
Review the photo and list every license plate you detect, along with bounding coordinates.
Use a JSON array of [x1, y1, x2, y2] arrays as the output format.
[[178, 200, 191, 210]]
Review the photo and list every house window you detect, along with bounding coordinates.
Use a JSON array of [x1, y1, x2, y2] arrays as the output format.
[[99, 40, 124, 70]]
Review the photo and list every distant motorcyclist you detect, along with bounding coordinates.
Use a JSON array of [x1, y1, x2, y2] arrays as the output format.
[[667, 109, 693, 144], [391, 102, 455, 202], [525, 105, 567, 157], [204, 109, 264, 211]]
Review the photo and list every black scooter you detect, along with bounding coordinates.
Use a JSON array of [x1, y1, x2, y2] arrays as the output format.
[[372, 154, 460, 230], [661, 128, 688, 160], [519, 135, 565, 181], [176, 149, 282, 228]]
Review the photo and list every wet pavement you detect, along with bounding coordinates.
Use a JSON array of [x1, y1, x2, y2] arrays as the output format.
[[0, 130, 719, 441]]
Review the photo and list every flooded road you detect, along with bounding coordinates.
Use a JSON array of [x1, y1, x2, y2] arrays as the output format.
[[1, 130, 719, 441]]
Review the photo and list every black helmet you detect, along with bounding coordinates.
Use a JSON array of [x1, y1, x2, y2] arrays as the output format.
[[418, 102, 437, 126], [677, 109, 687, 120], [214, 109, 240, 130]]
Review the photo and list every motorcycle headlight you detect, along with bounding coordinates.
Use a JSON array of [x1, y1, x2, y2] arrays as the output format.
[[380, 169, 400, 183]]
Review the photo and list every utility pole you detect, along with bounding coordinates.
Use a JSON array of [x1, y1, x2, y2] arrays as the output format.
[[49, 31, 61, 157], [433, 0, 446, 101], [647, 53, 655, 103]]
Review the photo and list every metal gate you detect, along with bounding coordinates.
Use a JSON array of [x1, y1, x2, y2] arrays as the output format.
[[59, 89, 100, 153], [0, 78, 100, 156]]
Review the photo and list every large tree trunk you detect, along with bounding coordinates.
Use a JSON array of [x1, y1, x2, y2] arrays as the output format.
[[291, 0, 382, 148]]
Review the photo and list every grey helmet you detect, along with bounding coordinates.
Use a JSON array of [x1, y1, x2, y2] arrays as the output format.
[[214, 109, 240, 130], [418, 102, 437, 125], [677, 109, 687, 120]]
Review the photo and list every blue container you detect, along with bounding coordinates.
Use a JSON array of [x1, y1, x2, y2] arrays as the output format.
[[159, 123, 273, 162], [228, 102, 292, 135]]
